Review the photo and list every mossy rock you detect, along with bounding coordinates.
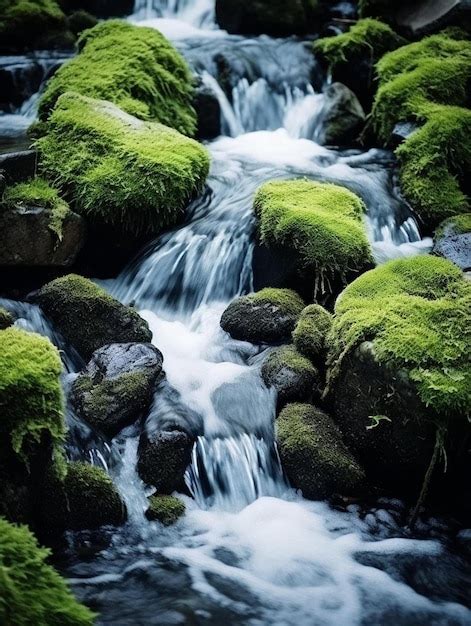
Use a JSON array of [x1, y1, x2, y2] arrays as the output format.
[[36, 274, 152, 359], [276, 403, 365, 500], [261, 345, 319, 409], [66, 9, 98, 36], [36, 93, 210, 237], [292, 304, 332, 364], [220, 288, 305, 344], [39, 20, 197, 136], [0, 517, 95, 625], [433, 213, 471, 271], [145, 495, 185, 525], [0, 307, 13, 330], [254, 179, 372, 297]]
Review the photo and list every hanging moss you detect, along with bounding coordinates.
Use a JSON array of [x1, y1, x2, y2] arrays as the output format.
[[292, 304, 332, 363], [327, 255, 471, 420], [145, 495, 185, 525], [38, 19, 197, 136]]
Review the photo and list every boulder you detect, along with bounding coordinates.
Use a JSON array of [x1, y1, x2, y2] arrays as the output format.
[[316, 83, 365, 146], [433, 214, 471, 271], [0, 150, 37, 183], [194, 80, 221, 140], [71, 343, 163, 439], [145, 494, 186, 525], [292, 304, 332, 365], [220, 288, 305, 344], [397, 0, 471, 37], [36, 274, 152, 360], [276, 403, 366, 500]]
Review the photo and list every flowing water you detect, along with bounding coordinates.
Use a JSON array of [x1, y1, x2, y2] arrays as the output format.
[[2, 1, 470, 624]]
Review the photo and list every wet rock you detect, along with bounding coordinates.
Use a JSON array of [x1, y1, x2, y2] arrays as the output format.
[[292, 304, 333, 365], [276, 403, 366, 500], [396, 0, 471, 37], [0, 59, 43, 111], [194, 79, 221, 140], [316, 82, 366, 146], [71, 343, 163, 439], [391, 121, 418, 148], [145, 495, 186, 525], [0, 150, 37, 183], [433, 214, 471, 271]]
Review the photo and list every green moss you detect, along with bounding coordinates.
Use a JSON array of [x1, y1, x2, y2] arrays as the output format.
[[251, 288, 305, 314], [39, 20, 197, 135], [145, 495, 185, 525], [0, 308, 13, 330], [328, 255, 471, 420], [261, 345, 319, 407], [37, 92, 209, 236], [0, 517, 95, 625], [263, 345, 315, 378], [435, 213, 471, 239], [67, 9, 97, 36], [314, 18, 405, 70], [0, 327, 64, 459], [2, 178, 70, 241], [254, 179, 372, 289], [292, 304, 332, 363]]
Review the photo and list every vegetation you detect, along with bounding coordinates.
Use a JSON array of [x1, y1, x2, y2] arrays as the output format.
[[37, 93, 210, 237], [435, 213, 471, 239], [145, 495, 185, 525], [39, 20, 197, 136], [0, 517, 95, 625], [292, 304, 332, 363], [261, 345, 319, 406]]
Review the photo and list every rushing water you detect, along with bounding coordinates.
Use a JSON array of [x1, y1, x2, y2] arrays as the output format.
[[2, 1, 470, 624]]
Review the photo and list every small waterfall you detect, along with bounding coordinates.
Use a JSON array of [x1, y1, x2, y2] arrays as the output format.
[[132, 0, 215, 27]]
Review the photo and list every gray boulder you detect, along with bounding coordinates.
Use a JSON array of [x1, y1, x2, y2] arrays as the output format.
[[433, 214, 471, 271], [316, 82, 365, 146], [396, 0, 471, 37]]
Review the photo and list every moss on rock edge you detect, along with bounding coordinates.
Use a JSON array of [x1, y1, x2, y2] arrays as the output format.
[[0, 308, 13, 330], [262, 345, 319, 407], [292, 304, 332, 364], [145, 495, 185, 525]]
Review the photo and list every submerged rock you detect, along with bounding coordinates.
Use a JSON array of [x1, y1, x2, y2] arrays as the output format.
[[433, 214, 471, 271], [145, 495, 186, 525], [220, 288, 305, 344], [316, 82, 366, 146], [71, 343, 163, 438]]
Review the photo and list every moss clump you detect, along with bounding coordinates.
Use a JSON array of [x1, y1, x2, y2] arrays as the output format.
[[328, 255, 471, 420], [0, 327, 64, 459], [262, 345, 319, 407], [37, 93, 209, 237], [0, 517, 95, 625], [292, 304, 332, 363], [276, 403, 365, 499], [2, 178, 70, 241], [435, 213, 471, 239], [67, 9, 97, 36], [145, 495, 185, 525], [39, 20, 197, 135], [254, 179, 372, 291], [0, 308, 13, 330]]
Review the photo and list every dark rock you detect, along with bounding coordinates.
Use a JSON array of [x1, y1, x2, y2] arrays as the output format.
[[0, 150, 37, 183], [433, 215, 471, 271], [396, 0, 471, 37], [391, 121, 419, 148], [145, 494, 185, 525], [137, 430, 194, 493], [194, 80, 221, 140], [316, 82, 365, 146], [71, 343, 164, 439], [0, 59, 43, 111]]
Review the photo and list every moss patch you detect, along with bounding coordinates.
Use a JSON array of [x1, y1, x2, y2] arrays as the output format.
[[292, 304, 332, 363], [435, 213, 471, 239], [328, 255, 471, 420], [145, 495, 185, 525], [39, 19, 197, 135], [0, 517, 95, 625], [37, 92, 209, 237], [0, 308, 13, 330], [262, 345, 319, 407]]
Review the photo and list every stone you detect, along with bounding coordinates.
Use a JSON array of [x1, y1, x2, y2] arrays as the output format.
[[0, 150, 37, 183], [194, 80, 221, 140], [396, 0, 471, 37], [316, 82, 366, 146]]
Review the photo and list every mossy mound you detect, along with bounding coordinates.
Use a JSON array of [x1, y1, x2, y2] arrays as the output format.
[[292, 304, 332, 364], [0, 327, 64, 459], [39, 20, 197, 135], [145, 495, 185, 525], [0, 307, 13, 330], [37, 93, 209, 237], [328, 255, 471, 420], [220, 288, 305, 344], [254, 179, 372, 295], [276, 403, 365, 500], [0, 517, 95, 625], [436, 214, 471, 240], [36, 274, 152, 359]]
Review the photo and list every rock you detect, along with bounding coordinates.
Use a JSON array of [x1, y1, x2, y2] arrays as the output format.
[[137, 430, 194, 493], [220, 288, 305, 344], [261, 345, 319, 408], [396, 0, 471, 37], [0, 308, 13, 330], [276, 403, 366, 500], [390, 121, 418, 148], [145, 495, 186, 525], [36, 274, 152, 360], [433, 214, 471, 271], [71, 343, 164, 439], [316, 83, 366, 146], [292, 304, 332, 365], [194, 80, 221, 140], [0, 150, 37, 183]]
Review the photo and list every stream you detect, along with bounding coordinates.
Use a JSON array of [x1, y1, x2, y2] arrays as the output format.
[[1, 0, 471, 624]]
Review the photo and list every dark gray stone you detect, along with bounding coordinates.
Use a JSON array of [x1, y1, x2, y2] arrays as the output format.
[[194, 81, 221, 140], [397, 0, 471, 36], [316, 82, 366, 146], [433, 233, 471, 271], [137, 430, 194, 493], [391, 121, 418, 148], [0, 150, 37, 183]]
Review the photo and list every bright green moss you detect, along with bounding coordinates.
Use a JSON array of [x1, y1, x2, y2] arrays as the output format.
[[435, 213, 471, 239], [314, 18, 405, 70], [0, 327, 64, 458], [145, 495, 185, 525], [0, 308, 13, 330], [251, 288, 305, 315], [2, 178, 70, 240], [292, 304, 332, 363], [254, 179, 372, 286], [39, 20, 197, 135], [0, 518, 95, 625], [328, 255, 471, 420], [37, 93, 210, 236]]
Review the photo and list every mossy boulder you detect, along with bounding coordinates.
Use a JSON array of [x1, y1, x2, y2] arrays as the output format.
[[36, 274, 152, 360], [39, 20, 197, 136], [292, 304, 332, 364], [0, 307, 13, 329], [261, 345, 319, 409], [67, 9, 98, 36], [315, 83, 366, 146], [71, 343, 163, 438], [276, 403, 365, 500], [254, 180, 372, 298], [220, 288, 305, 344], [145, 495, 185, 525], [0, 517, 95, 625], [433, 213, 471, 271], [37, 93, 209, 238]]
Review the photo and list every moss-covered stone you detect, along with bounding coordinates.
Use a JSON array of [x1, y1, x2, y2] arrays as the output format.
[[0, 307, 13, 330], [436, 214, 471, 239], [36, 274, 152, 359], [66, 9, 97, 36], [220, 288, 305, 344], [0, 517, 95, 625], [37, 93, 209, 237], [254, 179, 372, 296], [39, 20, 197, 135], [145, 495, 185, 525], [292, 304, 332, 364], [433, 213, 471, 271], [276, 403, 365, 500]]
